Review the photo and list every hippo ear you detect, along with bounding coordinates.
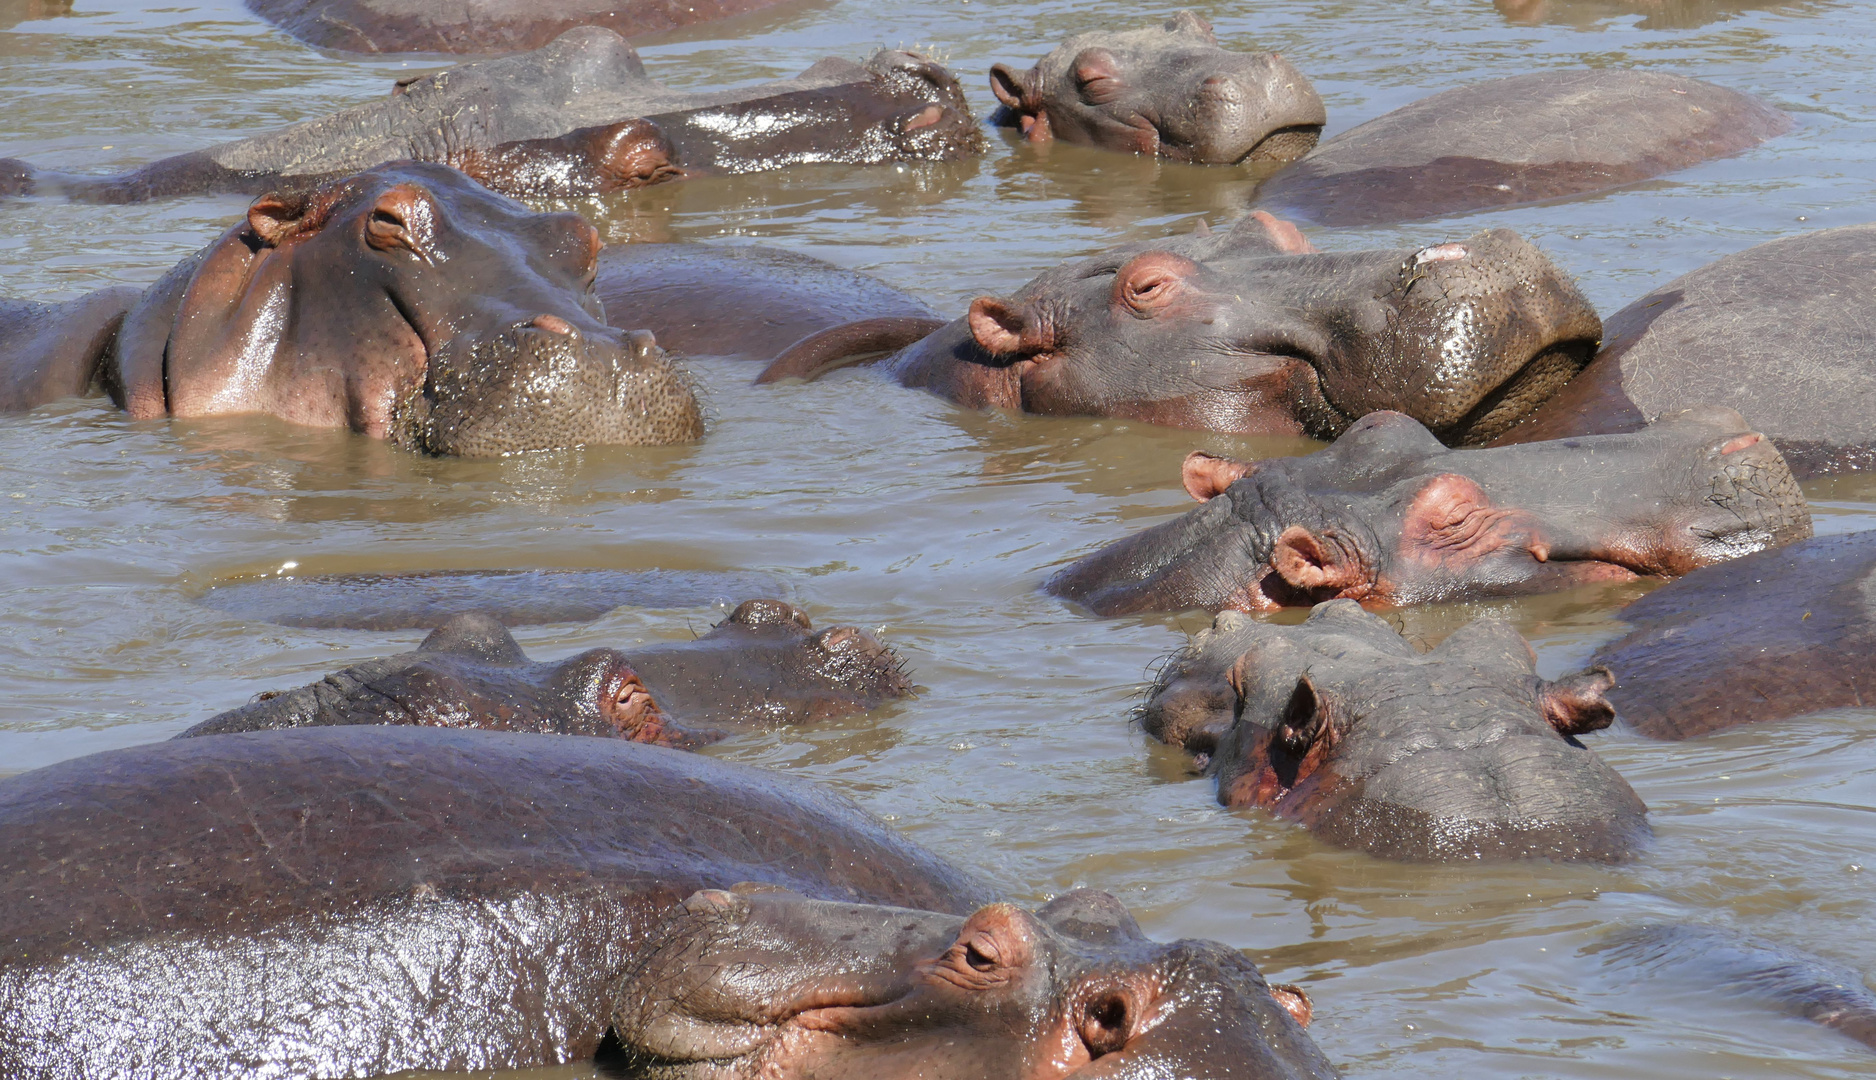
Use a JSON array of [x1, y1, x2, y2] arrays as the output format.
[[1165, 9, 1217, 40], [1270, 526, 1366, 596], [988, 63, 1032, 111], [1237, 211, 1318, 256], [1070, 48, 1124, 105], [246, 193, 307, 247], [1269, 983, 1313, 1028], [968, 296, 1050, 357], [1538, 666, 1617, 737], [1181, 450, 1256, 501]]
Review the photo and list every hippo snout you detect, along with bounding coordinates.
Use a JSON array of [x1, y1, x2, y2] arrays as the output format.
[[1182, 53, 1326, 165]]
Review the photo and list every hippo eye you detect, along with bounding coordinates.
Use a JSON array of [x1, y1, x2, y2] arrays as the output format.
[[964, 936, 1000, 971]]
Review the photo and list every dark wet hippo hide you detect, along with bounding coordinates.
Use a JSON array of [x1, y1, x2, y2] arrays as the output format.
[[247, 0, 805, 54], [198, 567, 783, 629], [1591, 530, 1876, 739], [595, 243, 938, 362], [1497, 224, 1876, 478], [1048, 408, 1811, 616], [1602, 924, 1876, 1050], [0, 728, 1338, 1079], [1255, 70, 1791, 226], [0, 289, 138, 411], [0, 28, 980, 202], [1141, 601, 1648, 863]]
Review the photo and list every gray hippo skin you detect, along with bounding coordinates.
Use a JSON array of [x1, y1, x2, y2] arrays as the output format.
[[988, 11, 1325, 165], [762, 212, 1603, 445], [1047, 407, 1810, 616], [1141, 601, 1647, 862], [1590, 531, 1876, 739], [247, 0, 805, 53], [0, 163, 702, 456], [1496, 0, 1802, 30], [1604, 924, 1876, 1050], [1497, 224, 1876, 478], [0, 727, 1337, 1079], [0, 29, 980, 203], [198, 567, 784, 629], [0, 289, 141, 412], [595, 243, 941, 361], [1255, 70, 1790, 226], [181, 601, 913, 744]]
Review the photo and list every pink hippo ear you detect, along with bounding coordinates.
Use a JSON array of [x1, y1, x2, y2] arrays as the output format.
[[1113, 251, 1199, 317], [967, 296, 1051, 357], [1270, 526, 1366, 596], [246, 193, 309, 247], [1070, 48, 1125, 105], [1181, 450, 1256, 501], [1246, 211, 1317, 255], [989, 63, 1032, 111], [1269, 984, 1313, 1029], [990, 64, 1052, 141], [1538, 666, 1617, 737]]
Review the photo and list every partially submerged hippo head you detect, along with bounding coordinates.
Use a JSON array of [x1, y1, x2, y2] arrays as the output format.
[[108, 162, 701, 456], [1049, 407, 1811, 616], [990, 12, 1325, 165], [612, 884, 1337, 1078], [627, 599, 913, 727], [948, 215, 1601, 440], [179, 612, 691, 746], [1142, 602, 1648, 862]]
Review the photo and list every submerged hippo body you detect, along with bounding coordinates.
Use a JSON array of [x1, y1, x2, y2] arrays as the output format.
[[1049, 407, 1810, 616], [1499, 225, 1876, 477], [0, 727, 1337, 1079], [988, 11, 1325, 165], [247, 0, 802, 54], [1590, 531, 1876, 740], [183, 601, 911, 745], [1256, 70, 1790, 226], [0, 163, 702, 456], [0, 29, 980, 203], [764, 213, 1602, 444], [595, 243, 939, 361], [1143, 602, 1647, 862]]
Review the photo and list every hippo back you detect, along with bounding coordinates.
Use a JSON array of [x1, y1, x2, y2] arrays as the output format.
[[0, 727, 990, 1078]]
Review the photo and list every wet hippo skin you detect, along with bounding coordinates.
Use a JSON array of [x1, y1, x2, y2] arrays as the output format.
[[0, 28, 980, 203], [182, 601, 913, 744], [197, 567, 784, 629], [1141, 602, 1647, 862], [1590, 531, 1876, 739], [762, 212, 1604, 445], [247, 0, 807, 54], [1255, 70, 1791, 226], [1604, 924, 1876, 1050], [595, 243, 940, 361], [1496, 224, 1876, 478], [988, 11, 1325, 165], [0, 163, 702, 456], [0, 727, 1339, 1079], [1048, 407, 1811, 616]]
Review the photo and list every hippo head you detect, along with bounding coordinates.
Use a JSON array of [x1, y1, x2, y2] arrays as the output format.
[[1142, 602, 1648, 862], [957, 214, 1601, 441], [1049, 407, 1812, 616], [610, 885, 1337, 1078], [990, 12, 1325, 165], [129, 162, 701, 455], [629, 599, 914, 727]]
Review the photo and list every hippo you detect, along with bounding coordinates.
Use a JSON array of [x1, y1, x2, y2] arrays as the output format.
[[1496, 224, 1876, 478], [1047, 407, 1811, 617], [1254, 70, 1790, 226], [1603, 925, 1876, 1051], [1140, 601, 1648, 862], [988, 12, 1325, 166], [180, 600, 912, 745], [246, 0, 802, 54], [198, 567, 783, 629], [0, 29, 980, 203], [0, 163, 703, 456], [760, 212, 1604, 445], [1587, 531, 1876, 740], [0, 727, 1336, 1078], [1495, 0, 1801, 29], [594, 242, 941, 361]]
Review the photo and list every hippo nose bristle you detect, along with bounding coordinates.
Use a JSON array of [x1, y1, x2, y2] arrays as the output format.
[[531, 314, 578, 337]]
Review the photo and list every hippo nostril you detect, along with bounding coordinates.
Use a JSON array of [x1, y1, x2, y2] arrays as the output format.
[[1079, 991, 1133, 1056], [1720, 432, 1764, 455], [530, 314, 578, 338], [1198, 75, 1244, 105], [1413, 243, 1469, 265], [625, 329, 660, 363], [816, 626, 858, 651], [902, 105, 944, 132]]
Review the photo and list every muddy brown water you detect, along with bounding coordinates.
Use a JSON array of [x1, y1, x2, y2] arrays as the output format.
[[3, 0, 1876, 1076]]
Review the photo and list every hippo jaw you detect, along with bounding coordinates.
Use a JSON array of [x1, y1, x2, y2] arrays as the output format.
[[1201, 605, 1650, 863], [611, 888, 1336, 1079], [990, 11, 1326, 165], [396, 322, 702, 457]]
